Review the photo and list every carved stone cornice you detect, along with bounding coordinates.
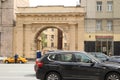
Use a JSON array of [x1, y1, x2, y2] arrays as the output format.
[[16, 12, 85, 17]]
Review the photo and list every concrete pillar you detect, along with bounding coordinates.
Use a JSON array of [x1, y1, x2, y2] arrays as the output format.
[[69, 23, 76, 50], [77, 17, 85, 51], [14, 23, 24, 56]]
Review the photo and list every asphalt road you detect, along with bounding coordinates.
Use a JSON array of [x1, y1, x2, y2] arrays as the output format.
[[0, 63, 39, 80]]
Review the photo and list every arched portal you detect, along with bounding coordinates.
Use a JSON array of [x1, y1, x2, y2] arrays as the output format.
[[34, 26, 67, 51], [14, 6, 85, 58]]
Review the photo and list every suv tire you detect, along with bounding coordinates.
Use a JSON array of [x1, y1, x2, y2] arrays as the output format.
[[45, 72, 61, 80], [105, 72, 120, 80]]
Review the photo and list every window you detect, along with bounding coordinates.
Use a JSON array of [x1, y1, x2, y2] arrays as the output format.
[[96, 20, 102, 31], [97, 1, 102, 12], [107, 20, 112, 31], [64, 43, 67, 48], [51, 35, 54, 39], [51, 28, 54, 31], [48, 54, 56, 60], [60, 54, 73, 62], [75, 53, 91, 63], [107, 1, 113, 12], [45, 34, 47, 39], [51, 42, 54, 47]]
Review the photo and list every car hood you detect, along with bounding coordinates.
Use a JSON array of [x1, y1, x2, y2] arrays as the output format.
[[101, 61, 120, 69], [109, 59, 120, 62]]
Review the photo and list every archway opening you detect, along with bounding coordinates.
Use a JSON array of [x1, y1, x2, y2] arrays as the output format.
[[35, 27, 68, 51]]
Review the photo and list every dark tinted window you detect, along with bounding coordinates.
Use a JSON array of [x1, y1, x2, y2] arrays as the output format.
[[60, 53, 73, 62], [75, 53, 92, 63]]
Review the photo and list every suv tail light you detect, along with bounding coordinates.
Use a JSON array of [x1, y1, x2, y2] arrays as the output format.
[[35, 59, 39, 64], [37, 62, 43, 68]]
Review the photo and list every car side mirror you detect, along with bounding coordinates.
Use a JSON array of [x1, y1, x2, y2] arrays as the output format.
[[106, 58, 109, 61], [90, 62, 95, 66]]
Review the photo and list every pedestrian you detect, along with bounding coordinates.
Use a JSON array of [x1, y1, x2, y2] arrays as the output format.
[[14, 54, 18, 63]]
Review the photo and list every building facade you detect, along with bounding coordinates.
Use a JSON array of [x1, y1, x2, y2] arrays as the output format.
[[14, 6, 85, 58], [1, 0, 120, 58], [40, 28, 68, 51], [0, 0, 29, 57], [81, 0, 120, 55]]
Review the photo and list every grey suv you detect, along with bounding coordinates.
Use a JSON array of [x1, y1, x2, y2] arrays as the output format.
[[35, 51, 120, 80]]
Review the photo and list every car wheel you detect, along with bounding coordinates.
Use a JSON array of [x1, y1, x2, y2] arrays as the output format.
[[5, 60, 9, 64], [45, 72, 61, 80], [105, 72, 120, 80]]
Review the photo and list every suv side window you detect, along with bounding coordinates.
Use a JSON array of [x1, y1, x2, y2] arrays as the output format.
[[60, 53, 73, 62], [75, 53, 92, 63], [48, 54, 57, 61]]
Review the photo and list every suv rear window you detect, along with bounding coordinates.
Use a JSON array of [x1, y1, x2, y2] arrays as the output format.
[[48, 53, 73, 62]]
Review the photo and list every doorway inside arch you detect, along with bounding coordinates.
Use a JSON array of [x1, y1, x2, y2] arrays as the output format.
[[35, 27, 68, 51]]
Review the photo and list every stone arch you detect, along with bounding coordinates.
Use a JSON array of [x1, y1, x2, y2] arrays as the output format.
[[14, 6, 85, 58], [34, 25, 67, 50], [34, 25, 64, 42]]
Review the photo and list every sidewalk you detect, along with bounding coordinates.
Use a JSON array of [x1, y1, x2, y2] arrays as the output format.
[[27, 60, 35, 64]]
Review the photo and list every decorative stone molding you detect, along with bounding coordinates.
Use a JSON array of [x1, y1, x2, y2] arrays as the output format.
[[33, 17, 67, 22]]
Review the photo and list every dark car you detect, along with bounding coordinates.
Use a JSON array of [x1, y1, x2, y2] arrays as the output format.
[[35, 51, 120, 80], [34, 50, 63, 72], [89, 52, 110, 61], [109, 56, 120, 63]]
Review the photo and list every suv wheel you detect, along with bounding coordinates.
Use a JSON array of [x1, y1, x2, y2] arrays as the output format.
[[105, 72, 120, 80], [45, 72, 61, 80]]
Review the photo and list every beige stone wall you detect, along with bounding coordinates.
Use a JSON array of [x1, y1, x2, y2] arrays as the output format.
[[114, 0, 120, 18], [0, 0, 14, 56], [1, 0, 14, 25], [77, 16, 85, 51], [0, 1, 1, 25], [81, 0, 96, 18], [0, 0, 29, 57], [114, 20, 120, 34]]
